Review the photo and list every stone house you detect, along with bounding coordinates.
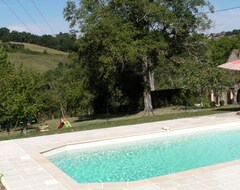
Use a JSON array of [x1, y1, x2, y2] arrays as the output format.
[[210, 50, 240, 105]]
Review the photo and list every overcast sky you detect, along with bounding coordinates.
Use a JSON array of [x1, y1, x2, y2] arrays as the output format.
[[0, 0, 240, 35]]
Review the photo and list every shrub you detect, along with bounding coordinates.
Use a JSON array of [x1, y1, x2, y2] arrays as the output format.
[[210, 101, 216, 107], [184, 100, 193, 108], [220, 100, 225, 106], [203, 99, 210, 108]]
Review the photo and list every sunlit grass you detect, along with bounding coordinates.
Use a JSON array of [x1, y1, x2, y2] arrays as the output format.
[[9, 52, 69, 73], [0, 105, 238, 141], [10, 42, 67, 55]]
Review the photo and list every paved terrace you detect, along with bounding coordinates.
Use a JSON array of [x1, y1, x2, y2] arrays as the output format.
[[1, 112, 240, 190]]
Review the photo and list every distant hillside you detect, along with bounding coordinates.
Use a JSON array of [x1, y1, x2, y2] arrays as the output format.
[[0, 27, 76, 52], [11, 42, 68, 55], [7, 42, 70, 73]]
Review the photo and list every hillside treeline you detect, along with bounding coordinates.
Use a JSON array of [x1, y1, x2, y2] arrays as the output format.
[[0, 27, 75, 52]]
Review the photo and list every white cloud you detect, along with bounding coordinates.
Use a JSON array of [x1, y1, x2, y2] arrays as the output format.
[[207, 9, 240, 34]]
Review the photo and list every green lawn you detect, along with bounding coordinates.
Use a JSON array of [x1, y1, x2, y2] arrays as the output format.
[[0, 105, 238, 141]]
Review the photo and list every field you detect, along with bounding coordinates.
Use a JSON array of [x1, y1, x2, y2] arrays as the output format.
[[8, 42, 70, 73], [10, 42, 67, 55]]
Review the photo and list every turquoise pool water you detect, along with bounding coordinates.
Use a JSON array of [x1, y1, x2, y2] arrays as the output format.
[[48, 128, 240, 183]]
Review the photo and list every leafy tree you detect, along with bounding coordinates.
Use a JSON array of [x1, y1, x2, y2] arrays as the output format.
[[0, 45, 11, 122], [175, 36, 235, 107], [0, 27, 10, 42], [0, 45, 46, 126], [64, 0, 213, 112], [209, 36, 236, 65], [39, 35, 58, 49], [56, 32, 76, 52], [45, 63, 94, 116]]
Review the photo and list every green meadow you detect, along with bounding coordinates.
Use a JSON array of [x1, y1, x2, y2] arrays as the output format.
[[8, 42, 70, 73]]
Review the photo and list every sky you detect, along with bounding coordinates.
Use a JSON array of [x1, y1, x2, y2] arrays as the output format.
[[0, 0, 69, 35], [0, 0, 240, 36], [207, 0, 240, 34]]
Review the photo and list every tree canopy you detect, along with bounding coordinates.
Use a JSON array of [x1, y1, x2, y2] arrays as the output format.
[[0, 45, 46, 124], [64, 0, 213, 112]]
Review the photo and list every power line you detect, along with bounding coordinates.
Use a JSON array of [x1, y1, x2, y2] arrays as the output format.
[[16, 0, 45, 35], [1, 0, 33, 33], [206, 6, 240, 14], [30, 0, 55, 35]]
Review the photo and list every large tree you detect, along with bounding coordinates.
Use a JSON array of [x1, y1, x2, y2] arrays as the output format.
[[64, 0, 212, 112]]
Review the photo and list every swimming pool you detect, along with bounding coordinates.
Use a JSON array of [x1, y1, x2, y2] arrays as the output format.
[[46, 123, 240, 183]]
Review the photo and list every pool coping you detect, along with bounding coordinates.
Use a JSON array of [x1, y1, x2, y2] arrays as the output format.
[[2, 112, 240, 190]]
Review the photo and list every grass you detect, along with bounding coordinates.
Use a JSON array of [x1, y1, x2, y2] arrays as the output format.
[[0, 105, 239, 141], [9, 52, 69, 73], [8, 42, 70, 73], [10, 42, 67, 55]]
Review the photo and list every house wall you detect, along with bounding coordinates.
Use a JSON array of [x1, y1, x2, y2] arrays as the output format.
[[210, 89, 234, 105], [211, 50, 240, 105], [227, 50, 240, 62], [210, 84, 240, 105]]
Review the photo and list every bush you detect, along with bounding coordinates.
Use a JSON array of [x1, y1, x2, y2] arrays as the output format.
[[203, 99, 210, 108], [210, 101, 216, 107], [220, 100, 225, 106], [184, 97, 196, 107], [2, 42, 24, 52]]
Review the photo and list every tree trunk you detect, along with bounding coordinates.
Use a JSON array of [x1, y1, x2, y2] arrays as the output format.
[[143, 86, 153, 110], [142, 58, 154, 115], [149, 70, 155, 91]]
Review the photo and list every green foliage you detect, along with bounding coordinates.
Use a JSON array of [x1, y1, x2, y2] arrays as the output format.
[[210, 101, 216, 107], [3, 43, 43, 55], [64, 0, 212, 112], [45, 63, 95, 116], [0, 45, 46, 125], [2, 42, 24, 52], [209, 36, 236, 64], [220, 100, 225, 106], [0, 27, 76, 52], [0, 45, 10, 68], [203, 99, 210, 108], [225, 29, 240, 36], [0, 70, 45, 123], [151, 89, 189, 108]]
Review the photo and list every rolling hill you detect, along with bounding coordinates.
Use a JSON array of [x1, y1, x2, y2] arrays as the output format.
[[8, 42, 70, 73]]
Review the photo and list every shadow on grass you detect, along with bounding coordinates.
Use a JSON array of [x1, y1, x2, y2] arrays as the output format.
[[215, 107, 240, 112], [75, 111, 139, 123]]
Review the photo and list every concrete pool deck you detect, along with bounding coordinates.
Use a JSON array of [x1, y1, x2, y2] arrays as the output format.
[[1, 112, 240, 190]]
